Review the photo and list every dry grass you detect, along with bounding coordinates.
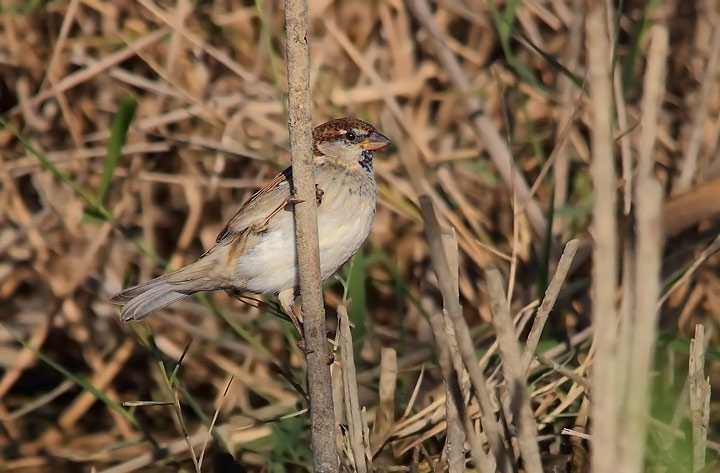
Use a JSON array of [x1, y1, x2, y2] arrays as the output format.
[[2, 0, 720, 471]]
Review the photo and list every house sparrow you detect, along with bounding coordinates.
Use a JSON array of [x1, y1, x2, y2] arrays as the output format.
[[110, 118, 390, 334]]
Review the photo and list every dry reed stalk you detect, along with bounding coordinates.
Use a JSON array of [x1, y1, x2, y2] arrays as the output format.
[[689, 324, 711, 472], [423, 223, 491, 472], [444, 384, 466, 473], [585, 1, 620, 472], [617, 178, 663, 472], [370, 347, 397, 455], [427, 297, 491, 472], [636, 18, 669, 179], [285, 0, 337, 470], [604, 0, 632, 215], [338, 306, 369, 473], [486, 269, 543, 473], [420, 195, 511, 473], [440, 228, 470, 473], [521, 239, 579, 374], [616, 12, 668, 471]]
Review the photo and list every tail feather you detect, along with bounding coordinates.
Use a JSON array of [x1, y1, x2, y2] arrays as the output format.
[[109, 273, 178, 304], [110, 254, 229, 321], [120, 283, 189, 321]]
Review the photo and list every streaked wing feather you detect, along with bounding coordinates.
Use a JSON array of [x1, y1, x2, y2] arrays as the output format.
[[216, 166, 293, 242]]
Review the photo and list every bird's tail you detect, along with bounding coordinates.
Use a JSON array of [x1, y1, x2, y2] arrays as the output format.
[[110, 254, 227, 321]]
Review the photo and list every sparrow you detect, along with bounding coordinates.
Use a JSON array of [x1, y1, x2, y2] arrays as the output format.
[[110, 118, 391, 334]]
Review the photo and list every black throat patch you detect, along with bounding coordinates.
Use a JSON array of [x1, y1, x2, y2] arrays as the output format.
[[359, 150, 374, 172]]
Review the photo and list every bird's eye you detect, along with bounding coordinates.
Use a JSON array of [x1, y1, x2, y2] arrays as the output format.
[[345, 131, 356, 141]]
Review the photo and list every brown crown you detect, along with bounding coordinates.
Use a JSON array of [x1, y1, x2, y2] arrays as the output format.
[[312, 117, 377, 154]]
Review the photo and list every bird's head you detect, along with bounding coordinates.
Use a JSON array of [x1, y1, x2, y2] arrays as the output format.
[[313, 117, 391, 171]]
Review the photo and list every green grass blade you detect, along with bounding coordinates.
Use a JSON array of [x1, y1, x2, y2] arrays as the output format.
[[98, 96, 137, 204], [1, 114, 168, 265], [0, 114, 99, 207], [517, 35, 583, 89], [537, 187, 555, 302], [502, 0, 519, 29], [347, 249, 368, 352], [0, 0, 54, 16]]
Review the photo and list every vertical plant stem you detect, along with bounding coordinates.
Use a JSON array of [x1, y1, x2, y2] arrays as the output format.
[[440, 229, 479, 473], [428, 307, 493, 473], [689, 324, 710, 473], [585, 1, 620, 472], [486, 269, 544, 473], [338, 306, 369, 473], [617, 12, 668, 471], [617, 181, 663, 472], [420, 195, 511, 473], [284, 1, 338, 470], [605, 0, 633, 215]]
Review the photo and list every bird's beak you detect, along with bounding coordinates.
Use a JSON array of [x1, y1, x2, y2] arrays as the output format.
[[361, 131, 391, 151]]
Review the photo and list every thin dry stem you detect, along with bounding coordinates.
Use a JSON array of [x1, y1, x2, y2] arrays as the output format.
[[487, 269, 543, 473], [636, 20, 669, 179], [586, 1, 620, 471], [427, 301, 491, 473], [617, 178, 664, 472], [615, 13, 669, 470], [521, 239, 579, 374], [370, 347, 397, 455], [338, 306, 368, 473], [285, 0, 337, 470], [420, 195, 510, 473], [439, 229, 470, 473], [605, 0, 633, 215], [198, 376, 234, 470], [689, 324, 711, 472]]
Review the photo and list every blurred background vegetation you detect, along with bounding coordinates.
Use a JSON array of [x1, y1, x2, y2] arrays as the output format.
[[1, 0, 719, 471]]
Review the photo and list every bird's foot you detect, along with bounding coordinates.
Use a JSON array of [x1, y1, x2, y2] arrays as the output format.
[[296, 337, 310, 354]]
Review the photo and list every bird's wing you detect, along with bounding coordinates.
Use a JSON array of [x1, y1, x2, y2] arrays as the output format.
[[215, 166, 293, 243]]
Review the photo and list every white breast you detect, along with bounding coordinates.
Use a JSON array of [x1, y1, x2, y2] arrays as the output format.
[[235, 171, 376, 294]]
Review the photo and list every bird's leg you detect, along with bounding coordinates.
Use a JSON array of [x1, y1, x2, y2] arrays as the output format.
[[278, 288, 308, 352]]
